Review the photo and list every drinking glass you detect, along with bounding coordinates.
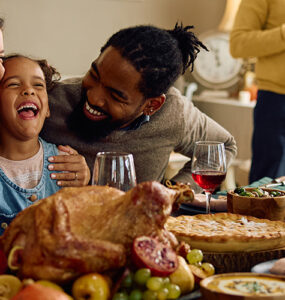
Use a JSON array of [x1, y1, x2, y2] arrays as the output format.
[[191, 141, 227, 214], [92, 152, 137, 191]]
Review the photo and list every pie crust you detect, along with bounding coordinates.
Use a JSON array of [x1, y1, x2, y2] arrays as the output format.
[[165, 213, 285, 252]]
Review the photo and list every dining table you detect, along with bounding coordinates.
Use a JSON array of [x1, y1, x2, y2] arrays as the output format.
[[173, 176, 285, 299]]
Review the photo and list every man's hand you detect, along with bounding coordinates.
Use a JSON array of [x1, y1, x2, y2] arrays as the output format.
[[48, 145, 91, 187]]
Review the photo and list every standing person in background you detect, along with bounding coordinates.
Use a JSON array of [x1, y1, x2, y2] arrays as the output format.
[[41, 23, 237, 189], [0, 18, 5, 80], [230, 0, 285, 183]]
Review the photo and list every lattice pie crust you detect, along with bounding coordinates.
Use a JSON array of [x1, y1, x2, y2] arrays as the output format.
[[165, 213, 285, 252]]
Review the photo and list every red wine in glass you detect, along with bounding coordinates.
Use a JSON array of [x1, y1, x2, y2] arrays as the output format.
[[191, 141, 227, 213], [192, 170, 226, 193]]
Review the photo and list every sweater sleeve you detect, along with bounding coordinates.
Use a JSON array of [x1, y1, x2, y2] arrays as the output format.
[[230, 0, 285, 58], [170, 92, 237, 184]]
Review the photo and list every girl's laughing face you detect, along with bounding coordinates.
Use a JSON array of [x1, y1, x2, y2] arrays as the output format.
[[0, 57, 50, 141]]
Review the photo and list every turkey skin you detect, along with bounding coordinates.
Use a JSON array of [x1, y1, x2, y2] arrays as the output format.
[[0, 181, 178, 283]]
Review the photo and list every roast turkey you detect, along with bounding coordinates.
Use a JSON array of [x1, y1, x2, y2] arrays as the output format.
[[0, 181, 178, 283]]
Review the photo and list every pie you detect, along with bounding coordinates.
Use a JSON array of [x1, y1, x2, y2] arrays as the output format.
[[165, 213, 285, 252]]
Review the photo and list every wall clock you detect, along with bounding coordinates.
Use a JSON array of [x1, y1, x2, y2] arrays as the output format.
[[192, 30, 243, 90]]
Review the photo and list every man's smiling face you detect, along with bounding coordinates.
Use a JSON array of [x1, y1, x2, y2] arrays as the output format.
[[81, 46, 149, 130]]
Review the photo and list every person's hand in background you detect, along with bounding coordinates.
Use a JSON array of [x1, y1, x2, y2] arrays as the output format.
[[192, 193, 227, 211], [48, 145, 91, 187]]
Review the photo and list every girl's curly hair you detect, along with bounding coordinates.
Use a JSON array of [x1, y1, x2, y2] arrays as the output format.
[[2, 54, 61, 91]]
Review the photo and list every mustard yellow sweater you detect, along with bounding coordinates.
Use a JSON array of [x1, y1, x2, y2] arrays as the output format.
[[230, 0, 285, 94]]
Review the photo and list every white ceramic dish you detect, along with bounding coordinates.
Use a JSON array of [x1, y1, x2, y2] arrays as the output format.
[[251, 259, 278, 274]]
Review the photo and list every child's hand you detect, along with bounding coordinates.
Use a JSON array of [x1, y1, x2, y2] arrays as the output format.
[[0, 58, 5, 81], [48, 145, 91, 187]]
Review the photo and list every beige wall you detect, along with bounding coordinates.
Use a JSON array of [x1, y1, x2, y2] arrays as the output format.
[[1, 0, 226, 76]]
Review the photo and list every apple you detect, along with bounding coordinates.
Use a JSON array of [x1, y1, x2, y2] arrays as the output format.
[[0, 274, 22, 299], [72, 273, 110, 300], [11, 283, 71, 300], [169, 256, 195, 294], [36, 280, 64, 292]]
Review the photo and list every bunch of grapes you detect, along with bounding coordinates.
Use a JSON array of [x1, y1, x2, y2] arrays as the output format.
[[112, 248, 215, 300], [186, 249, 215, 276], [112, 268, 181, 300]]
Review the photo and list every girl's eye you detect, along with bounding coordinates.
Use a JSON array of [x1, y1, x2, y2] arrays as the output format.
[[34, 83, 45, 87], [7, 82, 19, 87]]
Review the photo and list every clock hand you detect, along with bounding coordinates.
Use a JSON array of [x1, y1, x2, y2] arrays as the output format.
[[212, 47, 221, 67]]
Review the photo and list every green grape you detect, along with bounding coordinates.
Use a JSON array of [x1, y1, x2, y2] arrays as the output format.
[[112, 292, 129, 300], [134, 268, 151, 286], [165, 283, 181, 299], [146, 277, 164, 291], [121, 273, 133, 288], [186, 249, 203, 264], [162, 277, 170, 286], [129, 289, 143, 300], [157, 287, 169, 300], [192, 261, 202, 267], [201, 262, 215, 276], [142, 289, 157, 300]]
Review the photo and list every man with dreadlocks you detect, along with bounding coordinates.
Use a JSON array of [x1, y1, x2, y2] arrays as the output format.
[[41, 23, 237, 187]]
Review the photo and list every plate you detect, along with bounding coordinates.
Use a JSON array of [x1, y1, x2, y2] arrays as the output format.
[[251, 259, 278, 274], [178, 204, 207, 215], [178, 290, 201, 300]]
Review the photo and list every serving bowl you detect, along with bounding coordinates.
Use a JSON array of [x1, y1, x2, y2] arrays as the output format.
[[200, 272, 285, 300], [227, 187, 285, 221]]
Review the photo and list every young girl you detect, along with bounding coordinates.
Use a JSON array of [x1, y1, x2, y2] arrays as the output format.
[[0, 55, 90, 233]]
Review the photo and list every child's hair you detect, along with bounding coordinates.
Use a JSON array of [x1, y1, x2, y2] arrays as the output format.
[[3, 54, 61, 91], [101, 23, 207, 99]]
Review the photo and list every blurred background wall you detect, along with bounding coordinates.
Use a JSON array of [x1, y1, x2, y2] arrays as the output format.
[[1, 0, 226, 76]]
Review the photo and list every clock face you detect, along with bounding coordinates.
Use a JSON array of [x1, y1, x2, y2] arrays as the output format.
[[193, 31, 243, 89]]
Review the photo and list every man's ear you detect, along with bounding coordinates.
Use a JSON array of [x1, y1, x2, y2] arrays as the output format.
[[143, 94, 166, 116]]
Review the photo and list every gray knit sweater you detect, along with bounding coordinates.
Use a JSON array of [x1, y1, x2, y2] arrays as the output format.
[[41, 78, 237, 184]]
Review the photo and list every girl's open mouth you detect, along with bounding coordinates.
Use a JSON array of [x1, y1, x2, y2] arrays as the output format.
[[17, 102, 39, 119]]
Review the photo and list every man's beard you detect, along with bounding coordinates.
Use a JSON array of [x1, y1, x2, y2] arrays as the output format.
[[67, 90, 122, 143]]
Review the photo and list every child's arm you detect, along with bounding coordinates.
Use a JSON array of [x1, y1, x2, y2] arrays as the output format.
[[48, 145, 91, 187]]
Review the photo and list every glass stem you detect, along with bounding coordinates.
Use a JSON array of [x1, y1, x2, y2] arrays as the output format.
[[205, 191, 212, 214]]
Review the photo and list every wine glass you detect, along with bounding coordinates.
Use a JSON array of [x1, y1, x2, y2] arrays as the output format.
[[191, 141, 227, 214], [92, 152, 137, 191]]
